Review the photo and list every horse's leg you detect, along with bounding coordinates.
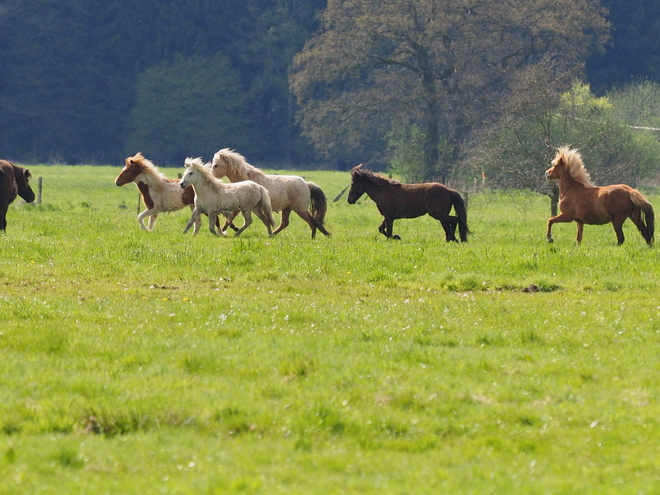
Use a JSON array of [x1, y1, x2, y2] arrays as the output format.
[[253, 208, 274, 237], [137, 209, 156, 230], [147, 214, 157, 231], [272, 208, 291, 236], [187, 205, 202, 234], [0, 206, 7, 231], [183, 207, 202, 234], [576, 221, 584, 245], [222, 210, 240, 233], [299, 208, 331, 237], [234, 211, 252, 237], [612, 217, 626, 245], [546, 213, 573, 243], [295, 210, 321, 238], [383, 218, 399, 240], [208, 211, 225, 237], [440, 216, 458, 242], [378, 218, 388, 237]]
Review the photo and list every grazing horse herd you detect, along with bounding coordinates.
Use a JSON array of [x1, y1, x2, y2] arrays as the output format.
[[0, 147, 655, 246]]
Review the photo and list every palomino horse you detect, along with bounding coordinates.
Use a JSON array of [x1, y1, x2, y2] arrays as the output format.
[[180, 158, 276, 237], [545, 146, 654, 246], [211, 148, 330, 238], [347, 164, 469, 241], [0, 160, 35, 231], [115, 152, 201, 232]]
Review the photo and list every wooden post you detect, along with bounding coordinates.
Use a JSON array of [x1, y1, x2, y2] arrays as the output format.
[[37, 177, 43, 204]]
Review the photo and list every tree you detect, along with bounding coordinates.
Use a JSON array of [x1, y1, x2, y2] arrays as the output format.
[[465, 76, 660, 213], [0, 0, 326, 165], [125, 54, 251, 166], [586, 0, 660, 93], [608, 80, 660, 129], [291, 0, 610, 180]]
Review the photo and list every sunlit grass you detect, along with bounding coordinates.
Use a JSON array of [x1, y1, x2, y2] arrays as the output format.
[[0, 166, 660, 492]]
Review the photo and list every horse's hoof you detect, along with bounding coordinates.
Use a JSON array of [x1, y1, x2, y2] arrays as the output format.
[[547, 239, 553, 243], [391, 235, 401, 240]]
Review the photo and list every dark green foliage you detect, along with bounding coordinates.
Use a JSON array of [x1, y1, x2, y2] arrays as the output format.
[[0, 0, 325, 165], [125, 54, 250, 165], [0, 0, 658, 169], [586, 0, 660, 93]]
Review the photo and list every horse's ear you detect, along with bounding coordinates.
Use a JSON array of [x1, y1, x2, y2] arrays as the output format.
[[126, 152, 143, 166], [351, 164, 363, 173]]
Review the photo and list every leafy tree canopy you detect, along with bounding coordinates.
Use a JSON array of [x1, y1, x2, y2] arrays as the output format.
[[291, 0, 610, 178]]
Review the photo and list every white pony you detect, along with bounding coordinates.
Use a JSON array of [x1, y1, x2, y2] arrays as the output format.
[[180, 157, 276, 237], [211, 148, 331, 238]]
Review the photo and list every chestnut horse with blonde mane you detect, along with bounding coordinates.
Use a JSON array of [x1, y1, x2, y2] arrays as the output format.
[[545, 146, 654, 246], [347, 164, 469, 241], [211, 148, 330, 238]]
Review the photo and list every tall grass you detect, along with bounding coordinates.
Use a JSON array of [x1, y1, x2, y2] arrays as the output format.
[[0, 165, 659, 493]]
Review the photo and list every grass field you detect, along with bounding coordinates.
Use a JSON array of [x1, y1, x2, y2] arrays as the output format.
[[1, 164, 660, 493]]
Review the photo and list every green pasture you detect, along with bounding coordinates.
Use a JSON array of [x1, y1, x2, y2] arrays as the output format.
[[1, 165, 660, 493]]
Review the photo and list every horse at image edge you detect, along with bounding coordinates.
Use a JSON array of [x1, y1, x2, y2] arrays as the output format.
[[545, 146, 654, 246], [0, 159, 35, 231]]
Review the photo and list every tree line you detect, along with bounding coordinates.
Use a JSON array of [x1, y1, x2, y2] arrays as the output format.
[[0, 0, 659, 184], [0, 0, 325, 166]]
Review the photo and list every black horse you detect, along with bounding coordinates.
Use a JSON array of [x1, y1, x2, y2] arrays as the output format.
[[347, 164, 469, 241], [0, 160, 35, 231]]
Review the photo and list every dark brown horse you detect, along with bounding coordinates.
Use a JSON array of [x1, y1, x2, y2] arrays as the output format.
[[347, 165, 469, 241], [545, 146, 654, 246], [0, 160, 35, 231]]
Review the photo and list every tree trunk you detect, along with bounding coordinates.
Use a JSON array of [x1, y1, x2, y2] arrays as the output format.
[[549, 184, 559, 216], [418, 48, 441, 182]]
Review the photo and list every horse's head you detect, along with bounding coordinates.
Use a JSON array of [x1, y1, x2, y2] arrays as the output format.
[[211, 148, 251, 181], [347, 164, 366, 204], [116, 152, 145, 186], [545, 152, 565, 181], [180, 157, 205, 189], [15, 166, 35, 203], [210, 150, 230, 179]]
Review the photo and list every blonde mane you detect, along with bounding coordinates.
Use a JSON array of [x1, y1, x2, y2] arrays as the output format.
[[130, 152, 168, 181], [184, 157, 225, 192], [212, 148, 265, 181], [556, 146, 594, 187]]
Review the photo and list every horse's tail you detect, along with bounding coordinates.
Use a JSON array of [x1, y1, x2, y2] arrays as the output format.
[[630, 190, 654, 246], [450, 190, 470, 242], [308, 182, 329, 232], [260, 187, 277, 228]]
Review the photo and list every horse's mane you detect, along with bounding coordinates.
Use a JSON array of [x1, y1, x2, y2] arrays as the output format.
[[185, 157, 224, 191], [212, 148, 264, 181], [556, 146, 594, 187], [351, 166, 402, 187], [129, 152, 167, 181]]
